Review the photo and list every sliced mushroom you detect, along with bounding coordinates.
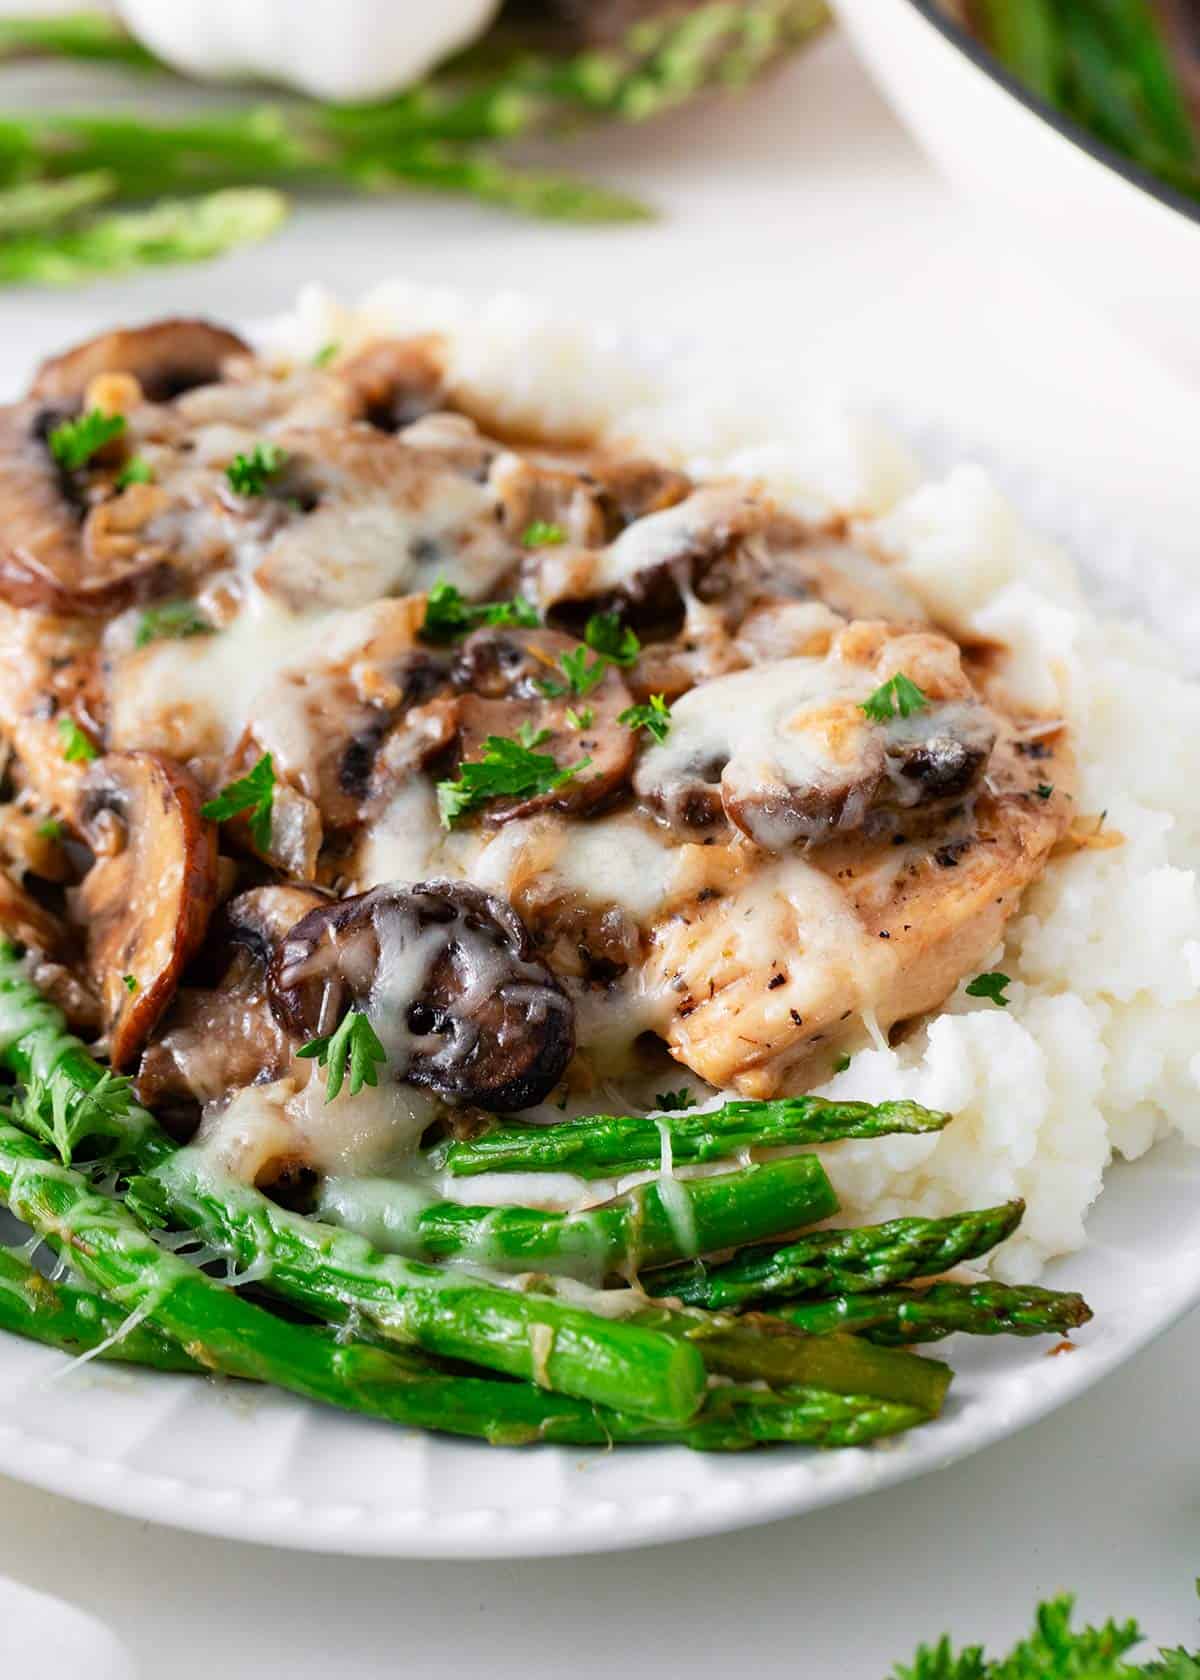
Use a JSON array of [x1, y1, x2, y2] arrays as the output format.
[[635, 625, 998, 848], [136, 884, 329, 1113], [583, 456, 692, 538], [338, 336, 447, 431], [270, 880, 574, 1110], [76, 751, 219, 1068], [488, 452, 606, 548], [31, 319, 248, 404], [451, 626, 636, 822]]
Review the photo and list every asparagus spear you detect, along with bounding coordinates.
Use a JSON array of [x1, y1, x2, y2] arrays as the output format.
[[0, 1117, 929, 1448], [646, 1202, 1026, 1310], [317, 1154, 837, 1281], [0, 187, 288, 286], [0, 1243, 199, 1371], [0, 954, 707, 1425], [0, 12, 159, 69], [775, 1281, 1092, 1345], [432, 1095, 949, 1180]]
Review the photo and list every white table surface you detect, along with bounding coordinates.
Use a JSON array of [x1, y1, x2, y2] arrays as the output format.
[[2, 28, 1200, 1676]]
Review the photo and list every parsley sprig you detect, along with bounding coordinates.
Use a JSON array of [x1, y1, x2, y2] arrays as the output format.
[[201, 753, 276, 850], [584, 611, 640, 667], [135, 599, 213, 648], [420, 580, 539, 644], [537, 646, 608, 700], [115, 454, 153, 489], [17, 1067, 135, 1168], [521, 520, 566, 547], [537, 612, 642, 699], [654, 1088, 695, 1112], [619, 694, 671, 743], [438, 729, 590, 827], [56, 715, 96, 763], [965, 971, 1011, 1008], [860, 672, 929, 724], [226, 441, 286, 497], [297, 1009, 387, 1104], [47, 408, 126, 471]]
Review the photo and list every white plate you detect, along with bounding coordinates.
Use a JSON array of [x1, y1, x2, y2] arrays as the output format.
[[1, 414, 1197, 1558]]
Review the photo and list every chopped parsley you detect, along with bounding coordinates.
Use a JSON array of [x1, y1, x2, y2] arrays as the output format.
[[122, 973, 138, 994], [135, 599, 213, 649], [420, 579, 539, 644], [536, 646, 608, 700], [201, 753, 276, 851], [860, 672, 929, 724], [1035, 782, 1054, 800], [296, 1009, 387, 1104], [226, 441, 287, 497], [437, 731, 590, 827], [565, 706, 593, 731], [965, 971, 1011, 1007], [584, 611, 640, 668], [619, 694, 672, 743], [655, 1088, 695, 1112], [17, 1066, 134, 1167], [115, 454, 153, 489], [312, 340, 341, 367], [47, 408, 126, 472], [521, 520, 566, 548], [833, 1052, 852, 1074], [35, 816, 62, 841], [56, 715, 96, 763]]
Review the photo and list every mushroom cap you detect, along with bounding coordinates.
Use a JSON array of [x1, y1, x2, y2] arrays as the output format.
[[76, 750, 220, 1068], [270, 880, 575, 1111], [31, 318, 248, 404]]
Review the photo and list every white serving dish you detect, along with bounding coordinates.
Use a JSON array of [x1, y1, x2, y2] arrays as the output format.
[[833, 0, 1200, 381]]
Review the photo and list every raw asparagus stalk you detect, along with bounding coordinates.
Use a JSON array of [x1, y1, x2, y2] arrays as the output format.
[[776, 1281, 1092, 1345], [0, 188, 288, 286], [646, 1202, 1027, 1310], [0, 1243, 199, 1371], [317, 1154, 837, 1281], [432, 1095, 949, 1180], [0, 955, 707, 1426], [0, 1118, 929, 1449]]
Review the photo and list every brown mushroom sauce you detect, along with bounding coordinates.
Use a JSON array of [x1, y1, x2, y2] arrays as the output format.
[[0, 315, 1074, 1182]]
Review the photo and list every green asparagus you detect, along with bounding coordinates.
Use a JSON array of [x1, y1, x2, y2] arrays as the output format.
[[0, 1118, 929, 1449], [0, 1243, 199, 1371], [317, 1155, 837, 1281], [0, 12, 158, 68], [776, 1280, 1092, 1345], [433, 1095, 949, 1180], [647, 1202, 1026, 1310]]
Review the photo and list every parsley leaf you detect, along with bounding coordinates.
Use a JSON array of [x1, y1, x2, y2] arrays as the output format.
[[312, 340, 340, 367], [565, 706, 593, 731], [420, 579, 540, 644], [537, 646, 608, 700], [584, 611, 640, 667], [48, 408, 126, 471], [201, 753, 276, 851], [437, 733, 590, 827], [654, 1087, 695, 1111], [35, 816, 62, 841], [226, 441, 287, 497], [17, 1067, 134, 1168], [122, 973, 138, 993], [1035, 783, 1054, 800], [521, 520, 566, 548], [116, 454, 153, 489], [833, 1052, 852, 1074], [860, 672, 929, 724], [619, 694, 672, 743], [965, 971, 1011, 1007], [57, 715, 96, 763], [135, 599, 213, 648], [296, 1009, 387, 1103]]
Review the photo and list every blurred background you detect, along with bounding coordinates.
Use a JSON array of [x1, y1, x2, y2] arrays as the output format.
[[2, 4, 1200, 1676]]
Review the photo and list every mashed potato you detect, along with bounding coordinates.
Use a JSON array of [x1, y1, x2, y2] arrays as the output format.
[[261, 281, 1200, 1282]]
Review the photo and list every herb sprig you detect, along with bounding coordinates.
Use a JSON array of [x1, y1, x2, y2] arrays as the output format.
[[654, 1088, 695, 1112], [56, 715, 96, 763], [965, 972, 1011, 1008], [860, 673, 929, 724], [420, 580, 539, 644], [226, 442, 287, 497], [619, 694, 671, 743], [135, 599, 213, 648], [437, 730, 590, 827], [48, 408, 125, 471], [297, 1010, 387, 1104], [537, 611, 642, 699], [201, 753, 276, 851]]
